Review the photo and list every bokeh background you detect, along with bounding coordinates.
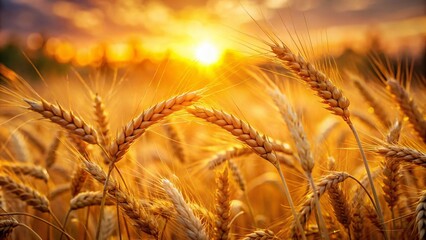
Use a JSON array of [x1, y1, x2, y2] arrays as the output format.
[[0, 0, 425, 78]]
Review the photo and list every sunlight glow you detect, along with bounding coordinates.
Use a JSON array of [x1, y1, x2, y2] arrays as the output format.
[[195, 42, 220, 65]]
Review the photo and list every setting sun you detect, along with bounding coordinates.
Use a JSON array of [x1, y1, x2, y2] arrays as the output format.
[[195, 42, 221, 65]]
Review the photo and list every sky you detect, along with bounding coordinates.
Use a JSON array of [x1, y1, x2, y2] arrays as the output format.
[[1, 0, 425, 59]]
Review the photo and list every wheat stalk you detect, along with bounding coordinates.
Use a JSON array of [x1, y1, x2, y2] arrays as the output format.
[[108, 91, 201, 164], [162, 179, 208, 240]]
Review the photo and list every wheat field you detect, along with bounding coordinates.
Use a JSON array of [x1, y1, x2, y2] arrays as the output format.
[[0, 20, 425, 240]]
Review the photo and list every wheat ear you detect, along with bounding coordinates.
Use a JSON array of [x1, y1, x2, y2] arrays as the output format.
[[416, 191, 426, 240], [162, 179, 208, 240], [70, 191, 114, 210], [291, 172, 350, 238], [270, 44, 350, 121], [70, 165, 88, 197], [353, 79, 391, 127], [243, 229, 278, 240], [328, 184, 352, 231], [82, 160, 159, 237], [163, 120, 186, 163], [188, 105, 305, 239], [188, 106, 277, 165], [0, 175, 49, 212], [93, 94, 110, 147], [207, 147, 253, 170], [0, 163, 49, 182], [207, 147, 294, 170], [44, 132, 62, 168], [214, 167, 231, 240], [382, 120, 402, 230], [270, 41, 386, 237], [386, 78, 426, 142], [376, 144, 426, 167], [25, 98, 98, 144], [269, 89, 329, 239], [0, 218, 19, 239], [108, 91, 201, 164]]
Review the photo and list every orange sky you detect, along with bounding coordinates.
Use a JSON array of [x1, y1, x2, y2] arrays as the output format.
[[1, 0, 425, 62]]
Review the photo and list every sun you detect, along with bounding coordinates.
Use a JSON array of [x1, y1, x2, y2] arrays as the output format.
[[194, 42, 221, 65]]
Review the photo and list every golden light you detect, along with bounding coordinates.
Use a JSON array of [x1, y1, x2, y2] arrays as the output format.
[[194, 42, 221, 65], [106, 43, 134, 63]]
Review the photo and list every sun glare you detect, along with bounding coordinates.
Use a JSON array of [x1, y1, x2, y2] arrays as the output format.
[[195, 42, 220, 65]]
